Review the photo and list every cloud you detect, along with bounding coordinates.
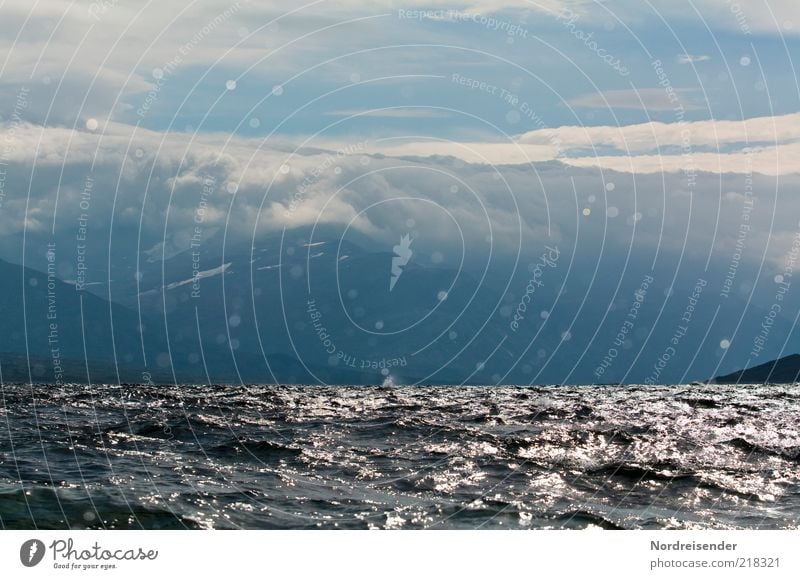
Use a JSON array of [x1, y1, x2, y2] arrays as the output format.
[[324, 108, 452, 118], [668, 0, 800, 36], [517, 112, 800, 152], [355, 112, 800, 176], [3, 116, 800, 346], [1, 0, 582, 129], [561, 143, 800, 175], [1, 119, 798, 264], [599, 0, 800, 36], [677, 53, 711, 64], [0, 120, 534, 247], [1, 2, 798, 281], [1, 0, 793, 142], [568, 88, 704, 112], [259, 0, 593, 16]]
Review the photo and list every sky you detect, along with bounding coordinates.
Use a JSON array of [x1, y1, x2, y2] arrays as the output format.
[[3, 1, 799, 138], [1, 0, 800, 378]]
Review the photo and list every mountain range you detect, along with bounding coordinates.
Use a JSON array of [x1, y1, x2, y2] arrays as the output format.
[[2, 225, 800, 385]]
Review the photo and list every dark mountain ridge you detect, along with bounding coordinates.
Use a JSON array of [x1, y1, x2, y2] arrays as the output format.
[[711, 354, 800, 384]]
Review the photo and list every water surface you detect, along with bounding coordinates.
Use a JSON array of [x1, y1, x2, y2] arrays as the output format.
[[1, 383, 798, 529]]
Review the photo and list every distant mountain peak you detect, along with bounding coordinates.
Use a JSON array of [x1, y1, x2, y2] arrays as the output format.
[[712, 354, 800, 384]]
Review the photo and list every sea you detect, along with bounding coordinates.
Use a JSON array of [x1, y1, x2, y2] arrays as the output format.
[[0, 383, 798, 529]]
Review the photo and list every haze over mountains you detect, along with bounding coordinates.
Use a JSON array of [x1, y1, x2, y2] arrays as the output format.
[[1, 0, 800, 387], [3, 218, 800, 385], [2, 121, 800, 387]]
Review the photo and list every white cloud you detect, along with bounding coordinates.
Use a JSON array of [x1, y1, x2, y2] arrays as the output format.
[[677, 54, 711, 64], [568, 88, 704, 112], [604, 0, 799, 36], [354, 112, 800, 176], [675, 0, 800, 36]]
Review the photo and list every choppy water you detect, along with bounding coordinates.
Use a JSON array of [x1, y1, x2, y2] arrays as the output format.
[[0, 383, 798, 529]]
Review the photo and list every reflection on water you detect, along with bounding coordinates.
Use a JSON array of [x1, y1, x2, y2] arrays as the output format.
[[1, 383, 798, 529]]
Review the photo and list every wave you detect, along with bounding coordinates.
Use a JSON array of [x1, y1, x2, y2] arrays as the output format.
[[1, 382, 798, 529]]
